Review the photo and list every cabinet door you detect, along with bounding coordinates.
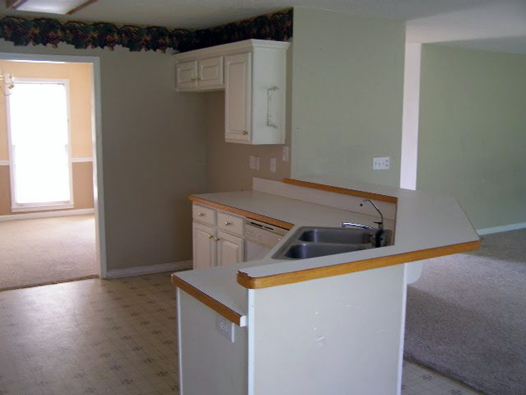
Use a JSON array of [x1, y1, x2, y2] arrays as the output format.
[[192, 222, 216, 269], [225, 53, 252, 142], [217, 231, 245, 267], [199, 56, 224, 89], [176, 60, 198, 91]]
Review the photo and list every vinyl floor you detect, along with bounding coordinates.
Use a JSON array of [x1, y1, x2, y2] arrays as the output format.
[[0, 273, 479, 395]]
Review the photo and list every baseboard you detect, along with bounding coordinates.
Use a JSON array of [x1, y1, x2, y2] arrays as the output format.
[[477, 222, 526, 236], [106, 260, 193, 279], [0, 208, 95, 222]]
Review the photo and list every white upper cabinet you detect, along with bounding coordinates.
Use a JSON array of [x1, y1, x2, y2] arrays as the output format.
[[176, 60, 198, 90], [176, 57, 223, 91], [197, 56, 223, 89], [225, 53, 252, 142], [174, 39, 290, 145]]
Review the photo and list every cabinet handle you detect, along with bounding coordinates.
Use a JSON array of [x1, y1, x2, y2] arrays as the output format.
[[213, 237, 220, 242], [224, 221, 231, 226], [198, 212, 205, 217], [208, 234, 214, 239], [242, 131, 248, 136]]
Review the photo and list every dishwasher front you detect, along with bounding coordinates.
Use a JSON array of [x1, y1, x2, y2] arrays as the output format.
[[244, 219, 288, 261]]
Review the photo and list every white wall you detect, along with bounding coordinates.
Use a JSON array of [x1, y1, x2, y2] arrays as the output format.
[[400, 43, 422, 190], [0, 39, 207, 271], [253, 264, 406, 394], [290, 7, 406, 188]]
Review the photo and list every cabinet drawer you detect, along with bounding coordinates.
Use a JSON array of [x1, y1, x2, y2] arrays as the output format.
[[217, 212, 244, 236], [193, 204, 216, 226]]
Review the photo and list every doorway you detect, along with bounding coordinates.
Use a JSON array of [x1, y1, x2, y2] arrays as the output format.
[[0, 53, 106, 289]]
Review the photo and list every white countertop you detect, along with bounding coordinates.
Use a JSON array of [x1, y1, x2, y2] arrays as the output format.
[[174, 177, 479, 320]]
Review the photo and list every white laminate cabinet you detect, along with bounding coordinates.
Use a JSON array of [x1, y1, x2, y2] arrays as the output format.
[[217, 211, 244, 235], [198, 56, 223, 89], [174, 39, 290, 145], [176, 60, 198, 90], [225, 52, 252, 142], [192, 204, 216, 226], [176, 57, 223, 91], [217, 230, 245, 266], [192, 203, 245, 269], [192, 222, 216, 269]]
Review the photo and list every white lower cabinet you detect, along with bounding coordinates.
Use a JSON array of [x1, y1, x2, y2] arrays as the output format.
[[192, 204, 245, 269], [192, 222, 216, 269], [217, 231, 244, 266]]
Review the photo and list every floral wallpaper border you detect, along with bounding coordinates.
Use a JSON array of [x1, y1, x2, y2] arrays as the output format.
[[0, 8, 292, 53]]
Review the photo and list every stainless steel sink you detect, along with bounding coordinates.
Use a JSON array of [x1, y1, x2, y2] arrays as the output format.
[[272, 226, 393, 260], [281, 242, 370, 259], [298, 227, 372, 244]]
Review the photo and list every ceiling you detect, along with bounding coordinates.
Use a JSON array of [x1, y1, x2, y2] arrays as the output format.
[[0, 0, 525, 54]]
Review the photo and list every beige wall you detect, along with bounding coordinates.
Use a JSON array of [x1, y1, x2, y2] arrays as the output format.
[[417, 45, 526, 229], [290, 8, 405, 188], [0, 40, 208, 271], [0, 60, 94, 215], [205, 93, 291, 192], [204, 46, 293, 192]]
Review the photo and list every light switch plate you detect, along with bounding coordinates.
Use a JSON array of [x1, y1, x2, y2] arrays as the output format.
[[373, 157, 390, 170], [216, 314, 235, 343]]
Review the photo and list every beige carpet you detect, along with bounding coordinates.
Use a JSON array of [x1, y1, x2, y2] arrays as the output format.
[[0, 214, 97, 291], [405, 229, 526, 395]]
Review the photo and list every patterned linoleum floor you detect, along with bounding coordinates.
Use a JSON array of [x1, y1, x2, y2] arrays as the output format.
[[0, 273, 479, 395]]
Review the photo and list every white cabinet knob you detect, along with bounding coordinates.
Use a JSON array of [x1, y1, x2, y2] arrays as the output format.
[[198, 213, 205, 217], [224, 221, 231, 226]]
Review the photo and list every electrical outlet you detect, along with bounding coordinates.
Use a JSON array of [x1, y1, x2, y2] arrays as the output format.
[[282, 146, 290, 162], [250, 156, 261, 170], [373, 157, 390, 170], [216, 314, 235, 343], [270, 158, 277, 173]]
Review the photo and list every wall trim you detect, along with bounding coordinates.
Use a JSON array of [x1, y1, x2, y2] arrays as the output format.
[[477, 222, 526, 236], [0, 160, 9, 166], [72, 158, 94, 163], [0, 208, 95, 221], [106, 260, 193, 279]]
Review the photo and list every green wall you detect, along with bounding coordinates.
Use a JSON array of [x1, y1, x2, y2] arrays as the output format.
[[418, 45, 526, 229], [290, 7, 405, 187]]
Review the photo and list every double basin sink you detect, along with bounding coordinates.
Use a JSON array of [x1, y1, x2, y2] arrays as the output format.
[[273, 226, 392, 260]]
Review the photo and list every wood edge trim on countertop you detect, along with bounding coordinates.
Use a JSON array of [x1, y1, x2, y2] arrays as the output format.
[[282, 178, 398, 204], [236, 240, 481, 289], [189, 195, 294, 230], [171, 274, 244, 326]]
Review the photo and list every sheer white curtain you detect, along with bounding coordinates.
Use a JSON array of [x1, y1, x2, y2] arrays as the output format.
[[9, 81, 71, 206]]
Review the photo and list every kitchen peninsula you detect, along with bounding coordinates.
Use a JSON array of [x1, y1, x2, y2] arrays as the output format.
[[172, 177, 479, 395]]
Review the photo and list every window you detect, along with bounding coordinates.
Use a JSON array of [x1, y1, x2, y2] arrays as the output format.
[[7, 79, 73, 211]]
